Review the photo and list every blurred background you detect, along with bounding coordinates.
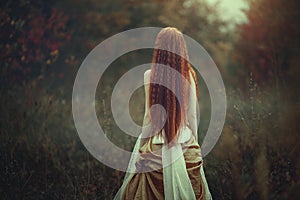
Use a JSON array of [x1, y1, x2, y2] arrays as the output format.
[[1, 0, 299, 199]]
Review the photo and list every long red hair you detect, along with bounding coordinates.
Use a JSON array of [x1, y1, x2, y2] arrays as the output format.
[[149, 27, 198, 143]]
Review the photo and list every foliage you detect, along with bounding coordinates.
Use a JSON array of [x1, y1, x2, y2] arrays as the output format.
[[0, 83, 125, 199], [236, 0, 300, 87], [0, 0, 72, 84], [206, 77, 300, 199]]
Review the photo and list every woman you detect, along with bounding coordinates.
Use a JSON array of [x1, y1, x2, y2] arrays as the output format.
[[114, 27, 212, 200]]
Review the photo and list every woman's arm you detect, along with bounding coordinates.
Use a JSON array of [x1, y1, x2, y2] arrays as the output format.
[[187, 71, 198, 139], [142, 69, 151, 127]]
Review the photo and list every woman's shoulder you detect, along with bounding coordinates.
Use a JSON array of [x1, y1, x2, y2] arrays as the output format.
[[144, 69, 151, 83], [188, 69, 195, 80], [144, 69, 151, 77]]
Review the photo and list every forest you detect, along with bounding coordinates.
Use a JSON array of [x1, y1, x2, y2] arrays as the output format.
[[0, 0, 299, 199]]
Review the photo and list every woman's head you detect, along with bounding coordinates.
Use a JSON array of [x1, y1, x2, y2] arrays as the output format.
[[149, 27, 198, 143], [153, 27, 189, 60]]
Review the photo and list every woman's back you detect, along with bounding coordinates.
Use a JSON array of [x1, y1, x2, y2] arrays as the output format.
[[114, 27, 212, 200], [118, 70, 211, 200]]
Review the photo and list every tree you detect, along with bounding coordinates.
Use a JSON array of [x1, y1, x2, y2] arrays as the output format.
[[0, 0, 72, 84], [236, 0, 300, 88]]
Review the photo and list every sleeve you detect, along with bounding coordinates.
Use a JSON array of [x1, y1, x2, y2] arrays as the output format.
[[187, 71, 198, 139]]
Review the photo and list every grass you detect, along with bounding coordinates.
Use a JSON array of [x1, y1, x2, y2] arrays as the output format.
[[0, 74, 299, 199]]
